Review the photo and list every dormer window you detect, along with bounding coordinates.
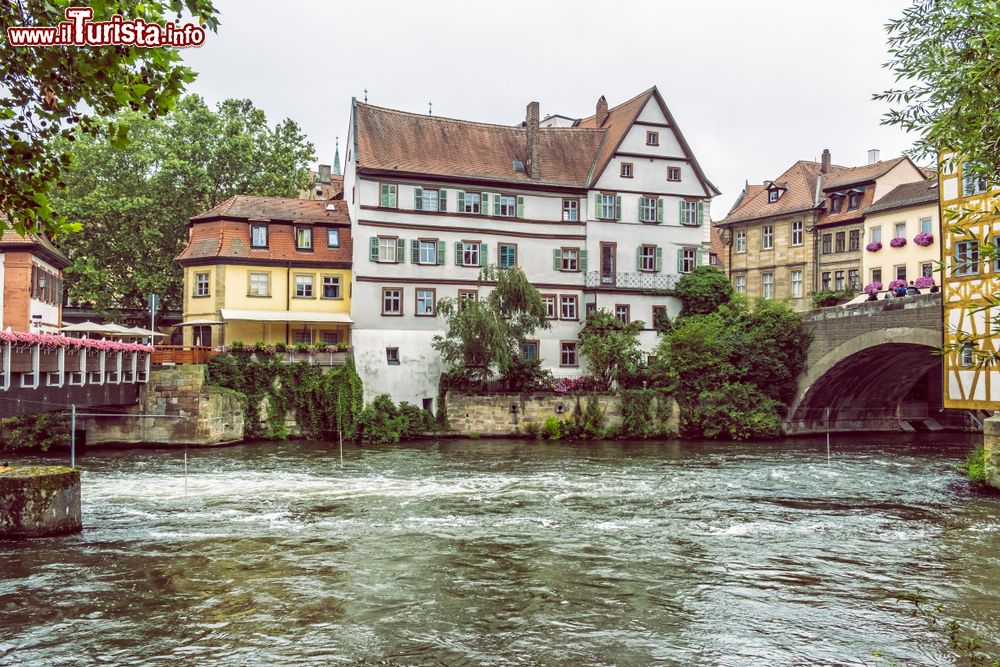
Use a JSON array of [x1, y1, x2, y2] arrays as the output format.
[[830, 195, 843, 214], [768, 190, 779, 203], [848, 191, 862, 210]]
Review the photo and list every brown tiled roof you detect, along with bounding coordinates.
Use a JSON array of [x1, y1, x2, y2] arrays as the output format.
[[190, 195, 350, 224], [819, 157, 911, 190], [719, 161, 828, 224], [709, 226, 726, 271], [576, 88, 655, 182], [0, 229, 70, 268], [817, 186, 877, 227], [866, 178, 938, 214], [329, 175, 344, 199], [354, 102, 604, 188]]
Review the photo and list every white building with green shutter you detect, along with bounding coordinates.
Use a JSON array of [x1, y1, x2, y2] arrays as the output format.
[[344, 87, 718, 406]]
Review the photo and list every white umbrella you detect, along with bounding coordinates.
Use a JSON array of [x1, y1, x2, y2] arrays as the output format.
[[60, 321, 112, 333], [122, 326, 166, 337]]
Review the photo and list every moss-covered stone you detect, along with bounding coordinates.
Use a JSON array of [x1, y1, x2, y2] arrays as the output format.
[[0, 466, 81, 538]]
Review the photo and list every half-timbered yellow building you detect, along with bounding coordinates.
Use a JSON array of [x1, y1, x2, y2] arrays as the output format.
[[941, 158, 1000, 408]]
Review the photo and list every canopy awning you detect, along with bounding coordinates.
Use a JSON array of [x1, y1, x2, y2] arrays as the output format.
[[61, 321, 112, 332], [175, 319, 224, 327], [122, 326, 167, 337], [220, 309, 353, 324]]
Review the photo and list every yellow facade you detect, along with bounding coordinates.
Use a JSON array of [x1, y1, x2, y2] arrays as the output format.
[[941, 160, 1000, 408], [863, 202, 940, 288], [181, 264, 352, 347]]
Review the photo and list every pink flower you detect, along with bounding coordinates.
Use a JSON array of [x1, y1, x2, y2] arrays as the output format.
[[889, 237, 907, 248], [913, 232, 934, 247], [866, 242, 882, 252]]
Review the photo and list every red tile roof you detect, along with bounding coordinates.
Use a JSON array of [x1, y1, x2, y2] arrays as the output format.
[[819, 157, 913, 190], [719, 161, 827, 224], [866, 178, 938, 214], [191, 195, 350, 224], [709, 226, 726, 271], [0, 229, 70, 268]]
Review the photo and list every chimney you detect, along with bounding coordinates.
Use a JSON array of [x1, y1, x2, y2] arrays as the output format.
[[595, 95, 609, 127], [820, 149, 831, 174], [867, 148, 880, 165], [526, 101, 540, 180]]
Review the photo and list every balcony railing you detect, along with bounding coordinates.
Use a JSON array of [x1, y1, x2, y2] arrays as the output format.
[[585, 271, 678, 291], [151, 345, 218, 366]]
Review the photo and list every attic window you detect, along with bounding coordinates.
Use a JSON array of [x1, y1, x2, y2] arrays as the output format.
[[512, 160, 525, 173], [646, 131, 659, 146], [848, 191, 862, 210], [768, 189, 780, 203], [830, 194, 843, 214]]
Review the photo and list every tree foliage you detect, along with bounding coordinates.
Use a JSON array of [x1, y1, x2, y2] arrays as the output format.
[[0, 0, 220, 236], [433, 266, 549, 385], [874, 0, 1000, 181], [51, 95, 315, 312], [579, 308, 645, 390], [673, 266, 734, 317]]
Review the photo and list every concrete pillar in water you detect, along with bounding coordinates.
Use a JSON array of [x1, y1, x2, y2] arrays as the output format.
[[0, 466, 82, 538], [983, 413, 1000, 490]]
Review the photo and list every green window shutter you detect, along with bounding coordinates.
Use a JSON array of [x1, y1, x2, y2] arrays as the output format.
[[369, 237, 378, 262], [493, 193, 501, 216], [458, 191, 465, 212], [677, 248, 684, 273], [482, 193, 489, 215], [455, 241, 463, 266], [411, 239, 419, 264], [656, 198, 664, 223], [636, 246, 643, 271], [594, 193, 602, 219], [615, 195, 622, 221], [390, 184, 397, 207], [479, 243, 488, 266], [439, 189, 447, 212], [437, 240, 446, 265], [553, 249, 562, 270], [516, 195, 524, 218], [379, 184, 387, 207], [637, 196, 644, 222], [696, 247, 704, 266], [580, 250, 588, 272], [414, 187, 423, 210], [655, 247, 663, 272], [678, 200, 685, 224], [697, 201, 705, 226], [396, 238, 405, 263]]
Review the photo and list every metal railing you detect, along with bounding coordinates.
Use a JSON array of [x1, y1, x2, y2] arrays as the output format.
[[585, 271, 678, 291]]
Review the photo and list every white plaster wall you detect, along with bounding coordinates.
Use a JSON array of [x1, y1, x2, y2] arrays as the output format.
[[28, 256, 61, 331], [862, 203, 939, 284], [873, 160, 928, 199]]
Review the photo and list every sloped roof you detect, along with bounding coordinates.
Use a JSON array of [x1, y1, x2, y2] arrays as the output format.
[[0, 229, 70, 269], [176, 219, 352, 266], [866, 178, 938, 214], [190, 195, 350, 224], [709, 225, 726, 271], [354, 102, 604, 188], [820, 157, 911, 190], [720, 161, 828, 224]]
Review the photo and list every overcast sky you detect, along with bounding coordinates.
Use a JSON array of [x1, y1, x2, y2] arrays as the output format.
[[181, 0, 918, 219]]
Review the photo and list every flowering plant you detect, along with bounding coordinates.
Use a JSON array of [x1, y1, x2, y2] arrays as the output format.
[[915, 276, 935, 288], [0, 330, 150, 353], [866, 242, 882, 252], [889, 237, 907, 248], [888, 279, 907, 290], [552, 376, 598, 394], [913, 232, 934, 247], [864, 281, 883, 294]]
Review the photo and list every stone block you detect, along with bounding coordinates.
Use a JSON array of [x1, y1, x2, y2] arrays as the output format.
[[0, 466, 81, 538]]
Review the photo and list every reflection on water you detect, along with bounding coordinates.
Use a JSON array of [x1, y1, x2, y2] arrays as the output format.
[[0, 436, 998, 665]]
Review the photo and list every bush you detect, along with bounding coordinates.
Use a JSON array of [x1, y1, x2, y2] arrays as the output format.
[[356, 394, 405, 444], [0, 412, 69, 452], [522, 421, 541, 439], [685, 382, 783, 440], [397, 401, 433, 436], [812, 290, 854, 308], [541, 415, 562, 441], [500, 356, 554, 392], [964, 444, 988, 483], [674, 266, 734, 317]]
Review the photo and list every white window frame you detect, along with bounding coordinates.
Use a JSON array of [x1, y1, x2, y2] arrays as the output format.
[[640, 245, 657, 272], [560, 295, 578, 320], [761, 225, 774, 250], [791, 270, 803, 298], [296, 227, 313, 250], [894, 222, 906, 239], [735, 229, 746, 253], [249, 272, 270, 297], [762, 272, 774, 299], [734, 275, 746, 294], [462, 242, 480, 267], [498, 195, 517, 217], [418, 240, 438, 265], [598, 194, 617, 220], [327, 228, 340, 247], [681, 248, 696, 274], [920, 218, 933, 235], [322, 275, 341, 299], [791, 220, 803, 246], [295, 274, 314, 298], [251, 223, 268, 248], [194, 272, 209, 297], [955, 240, 979, 276], [562, 199, 578, 222], [871, 226, 882, 243], [415, 289, 435, 316], [462, 192, 481, 214], [378, 237, 398, 263], [681, 201, 699, 226], [639, 196, 657, 223], [418, 189, 439, 212], [382, 288, 402, 315]]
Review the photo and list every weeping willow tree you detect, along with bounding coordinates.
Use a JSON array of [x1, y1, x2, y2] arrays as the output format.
[[432, 266, 549, 385]]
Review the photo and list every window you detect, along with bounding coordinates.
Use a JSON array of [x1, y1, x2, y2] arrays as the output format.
[[620, 162, 633, 178], [646, 131, 659, 146], [597, 193, 618, 220], [894, 222, 906, 239], [295, 274, 314, 298], [382, 288, 402, 315], [560, 341, 578, 367], [791, 270, 803, 298], [461, 242, 481, 267], [961, 342, 975, 367], [585, 302, 596, 317], [380, 183, 397, 208], [378, 236, 399, 263], [248, 272, 270, 297], [735, 229, 746, 253], [848, 192, 861, 210], [955, 241, 979, 276], [417, 240, 438, 265], [871, 226, 882, 244], [322, 275, 341, 299], [560, 248, 579, 272], [895, 265, 907, 281], [962, 162, 989, 196], [921, 262, 934, 278], [681, 201, 700, 226], [848, 269, 860, 290], [614, 304, 630, 324], [461, 192, 481, 214], [791, 220, 803, 246], [639, 245, 658, 272], [415, 288, 435, 316], [821, 272, 831, 290], [498, 243, 517, 269], [652, 305, 669, 330], [680, 248, 697, 273], [293, 330, 312, 344], [542, 294, 557, 319], [762, 272, 774, 299], [321, 332, 341, 345], [822, 234, 832, 254], [667, 166, 681, 182], [734, 275, 746, 294], [498, 194, 517, 217], [762, 225, 774, 250], [920, 218, 933, 235], [871, 268, 882, 284], [562, 199, 579, 221], [251, 223, 268, 248], [849, 229, 861, 251], [296, 227, 313, 250], [709, 253, 718, 266], [194, 272, 209, 297], [415, 188, 440, 212], [835, 232, 845, 253], [768, 189, 779, 203], [386, 347, 400, 365], [830, 195, 843, 214], [327, 228, 340, 248], [835, 270, 845, 291], [639, 196, 660, 223], [522, 340, 539, 361], [560, 295, 578, 320], [458, 290, 478, 306]]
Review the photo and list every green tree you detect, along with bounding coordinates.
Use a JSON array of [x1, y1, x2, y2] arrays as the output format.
[[433, 266, 549, 385], [0, 0, 220, 236], [51, 95, 314, 312], [673, 265, 734, 317], [874, 0, 1000, 181], [579, 308, 644, 390]]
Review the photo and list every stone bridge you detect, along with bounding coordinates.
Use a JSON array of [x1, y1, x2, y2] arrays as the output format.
[[786, 292, 967, 433]]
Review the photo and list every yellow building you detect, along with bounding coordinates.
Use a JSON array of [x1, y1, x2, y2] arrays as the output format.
[[176, 196, 353, 348], [941, 160, 999, 408], [862, 178, 939, 290]]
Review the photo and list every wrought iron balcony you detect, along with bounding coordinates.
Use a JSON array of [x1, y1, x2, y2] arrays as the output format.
[[585, 271, 678, 291]]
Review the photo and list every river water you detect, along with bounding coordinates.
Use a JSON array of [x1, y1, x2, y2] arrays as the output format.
[[0, 436, 998, 666]]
